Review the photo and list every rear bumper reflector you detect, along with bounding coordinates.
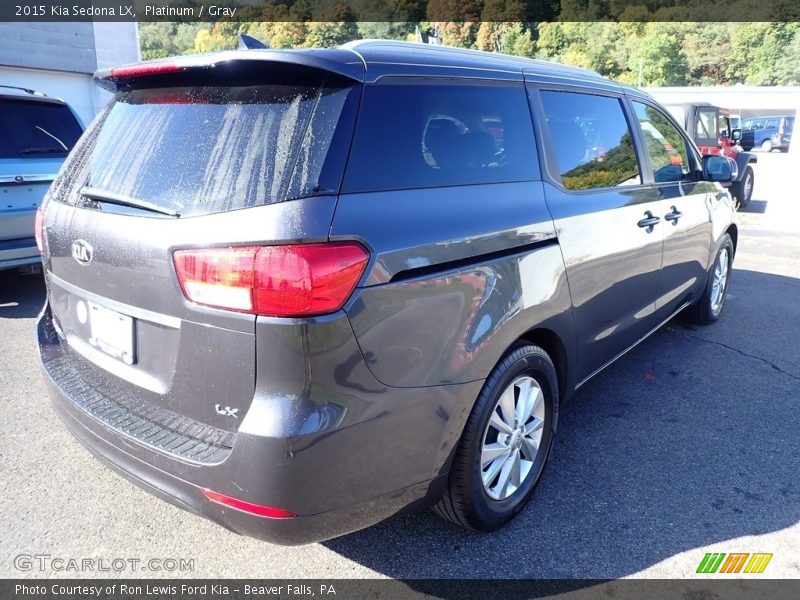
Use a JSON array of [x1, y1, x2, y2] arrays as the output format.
[[201, 489, 296, 519]]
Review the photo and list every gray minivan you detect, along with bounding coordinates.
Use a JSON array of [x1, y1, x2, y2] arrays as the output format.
[[37, 41, 738, 544]]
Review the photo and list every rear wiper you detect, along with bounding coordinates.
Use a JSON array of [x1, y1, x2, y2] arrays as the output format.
[[21, 147, 66, 155], [79, 186, 180, 217]]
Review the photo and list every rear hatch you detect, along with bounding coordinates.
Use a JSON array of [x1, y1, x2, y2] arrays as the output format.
[[0, 97, 82, 243], [42, 57, 361, 438]]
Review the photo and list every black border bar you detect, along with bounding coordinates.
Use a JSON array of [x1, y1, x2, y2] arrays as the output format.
[[3, 579, 800, 600], [3, 0, 800, 23]]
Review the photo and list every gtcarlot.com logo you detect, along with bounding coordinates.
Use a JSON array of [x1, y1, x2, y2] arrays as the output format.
[[696, 552, 773, 574], [14, 554, 195, 573]]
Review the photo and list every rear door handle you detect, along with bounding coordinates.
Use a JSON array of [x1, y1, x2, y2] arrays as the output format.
[[637, 211, 661, 232], [665, 206, 683, 223]]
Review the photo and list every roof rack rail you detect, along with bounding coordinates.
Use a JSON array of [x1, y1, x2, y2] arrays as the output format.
[[0, 84, 47, 97]]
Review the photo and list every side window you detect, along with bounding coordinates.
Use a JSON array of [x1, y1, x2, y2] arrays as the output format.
[[695, 108, 719, 140], [719, 116, 731, 138], [342, 81, 537, 193], [632, 102, 693, 184], [539, 90, 640, 191]]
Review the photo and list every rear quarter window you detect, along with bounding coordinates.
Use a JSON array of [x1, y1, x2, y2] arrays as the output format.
[[342, 80, 538, 193]]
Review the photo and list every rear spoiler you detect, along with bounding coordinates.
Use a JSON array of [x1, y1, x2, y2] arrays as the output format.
[[94, 48, 365, 92]]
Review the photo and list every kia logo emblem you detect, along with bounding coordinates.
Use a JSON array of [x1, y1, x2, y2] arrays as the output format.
[[71, 240, 93, 265]]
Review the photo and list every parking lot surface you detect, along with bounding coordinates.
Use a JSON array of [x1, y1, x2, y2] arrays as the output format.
[[1, 151, 798, 579]]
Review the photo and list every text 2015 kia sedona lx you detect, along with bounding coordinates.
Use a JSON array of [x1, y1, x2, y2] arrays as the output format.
[[37, 41, 738, 544]]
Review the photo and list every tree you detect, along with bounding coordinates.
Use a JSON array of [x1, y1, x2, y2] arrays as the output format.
[[774, 30, 800, 85], [135, 19, 798, 88], [729, 22, 795, 85], [193, 22, 240, 53], [301, 3, 360, 48], [683, 23, 733, 85], [628, 24, 690, 86], [139, 22, 210, 59], [356, 22, 416, 42], [499, 22, 535, 57], [536, 22, 567, 59], [244, 22, 308, 48], [435, 21, 479, 49], [474, 22, 535, 57]]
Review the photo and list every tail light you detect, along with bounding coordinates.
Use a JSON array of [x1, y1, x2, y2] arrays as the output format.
[[173, 242, 369, 317], [34, 207, 44, 253], [201, 489, 295, 519]]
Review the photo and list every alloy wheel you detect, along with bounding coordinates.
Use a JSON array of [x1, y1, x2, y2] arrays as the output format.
[[480, 375, 546, 501], [743, 171, 753, 201], [710, 247, 730, 315]]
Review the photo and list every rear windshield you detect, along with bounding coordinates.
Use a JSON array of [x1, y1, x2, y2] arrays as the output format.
[[0, 100, 83, 159], [54, 78, 354, 217]]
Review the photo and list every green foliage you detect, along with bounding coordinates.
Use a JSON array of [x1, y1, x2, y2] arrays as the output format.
[[774, 31, 800, 85], [536, 22, 567, 59], [475, 22, 534, 56], [356, 22, 416, 41], [193, 22, 241, 53], [729, 22, 797, 85], [683, 23, 733, 86], [139, 22, 210, 59], [136, 19, 800, 87], [304, 21, 360, 48], [627, 23, 689, 86]]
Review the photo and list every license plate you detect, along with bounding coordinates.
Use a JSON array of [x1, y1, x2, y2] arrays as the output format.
[[88, 301, 135, 365]]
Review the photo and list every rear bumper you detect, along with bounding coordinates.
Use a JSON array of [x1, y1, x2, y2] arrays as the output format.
[[48, 385, 445, 544], [39, 304, 478, 544], [0, 237, 38, 270]]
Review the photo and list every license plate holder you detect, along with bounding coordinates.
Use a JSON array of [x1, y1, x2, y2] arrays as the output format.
[[88, 301, 135, 365]]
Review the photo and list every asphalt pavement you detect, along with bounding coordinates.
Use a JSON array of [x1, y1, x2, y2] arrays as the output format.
[[0, 151, 798, 579]]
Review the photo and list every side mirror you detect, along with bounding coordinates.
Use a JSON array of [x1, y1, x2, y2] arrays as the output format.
[[703, 155, 738, 183], [731, 128, 742, 141]]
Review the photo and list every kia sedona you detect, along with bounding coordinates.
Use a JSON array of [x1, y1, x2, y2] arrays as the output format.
[[1, 85, 83, 270], [37, 40, 739, 544]]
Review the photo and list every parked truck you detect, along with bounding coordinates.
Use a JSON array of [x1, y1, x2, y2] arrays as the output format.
[[665, 102, 756, 208]]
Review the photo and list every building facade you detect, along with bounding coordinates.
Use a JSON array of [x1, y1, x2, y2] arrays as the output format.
[[0, 22, 140, 126]]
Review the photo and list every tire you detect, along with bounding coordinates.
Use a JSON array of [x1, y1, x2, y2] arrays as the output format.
[[732, 166, 754, 209], [761, 139, 773, 152], [434, 343, 558, 532], [686, 234, 734, 325]]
